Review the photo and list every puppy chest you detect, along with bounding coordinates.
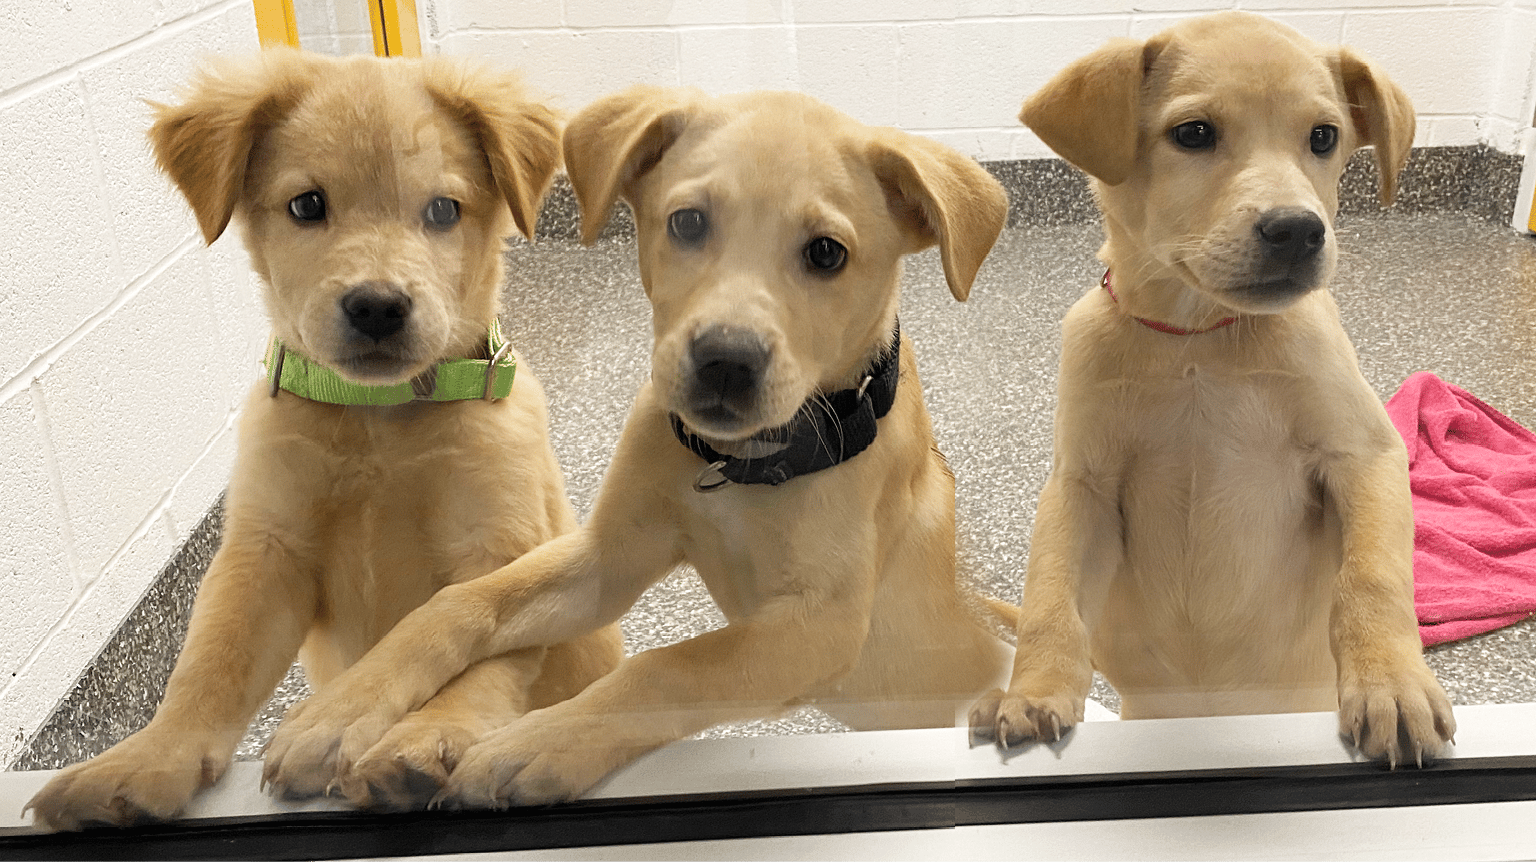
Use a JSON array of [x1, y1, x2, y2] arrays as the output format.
[[307, 465, 487, 617], [314, 502, 441, 614], [682, 490, 872, 623], [1111, 373, 1333, 594]]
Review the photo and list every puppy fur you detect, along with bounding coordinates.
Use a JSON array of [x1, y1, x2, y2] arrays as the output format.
[[970, 12, 1454, 765], [26, 49, 622, 829], [259, 85, 1014, 807]]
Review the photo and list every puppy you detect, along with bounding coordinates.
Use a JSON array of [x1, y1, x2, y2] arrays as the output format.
[[970, 12, 1455, 766], [259, 85, 1014, 807], [26, 49, 622, 829]]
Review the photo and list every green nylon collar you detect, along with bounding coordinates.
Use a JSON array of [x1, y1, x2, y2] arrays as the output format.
[[264, 322, 516, 406]]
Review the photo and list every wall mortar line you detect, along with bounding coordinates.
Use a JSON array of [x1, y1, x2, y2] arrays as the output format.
[[0, 0, 246, 112], [0, 236, 201, 407]]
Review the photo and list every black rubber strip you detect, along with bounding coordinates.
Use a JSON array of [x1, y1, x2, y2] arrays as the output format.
[[4, 755, 1534, 860]]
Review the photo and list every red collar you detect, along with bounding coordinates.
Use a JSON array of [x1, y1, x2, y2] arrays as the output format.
[[1101, 270, 1237, 335]]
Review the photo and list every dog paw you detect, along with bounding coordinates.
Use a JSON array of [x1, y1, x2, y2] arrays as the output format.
[[345, 715, 483, 810], [262, 694, 402, 800], [1338, 660, 1456, 768], [437, 708, 632, 809], [968, 687, 1083, 748], [25, 730, 228, 831]]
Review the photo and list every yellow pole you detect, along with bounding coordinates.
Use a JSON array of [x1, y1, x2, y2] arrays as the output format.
[[368, 0, 423, 57], [1523, 104, 1536, 232], [1518, 106, 1536, 235], [252, 0, 300, 48]]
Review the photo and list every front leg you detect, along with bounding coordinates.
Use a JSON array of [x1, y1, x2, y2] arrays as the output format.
[[1325, 433, 1455, 766], [344, 628, 626, 810], [442, 572, 881, 808], [970, 468, 1120, 747], [26, 521, 316, 830], [263, 519, 677, 799], [344, 650, 546, 810]]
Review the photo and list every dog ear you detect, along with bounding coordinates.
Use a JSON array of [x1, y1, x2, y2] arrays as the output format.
[[562, 86, 696, 245], [426, 62, 562, 240], [867, 132, 1008, 302], [1020, 37, 1157, 186], [1336, 47, 1415, 206], [147, 50, 311, 245]]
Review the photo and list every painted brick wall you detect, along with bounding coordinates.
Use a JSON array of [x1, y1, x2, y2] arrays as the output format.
[[0, 0, 264, 762], [422, 0, 1536, 159], [292, 0, 374, 56]]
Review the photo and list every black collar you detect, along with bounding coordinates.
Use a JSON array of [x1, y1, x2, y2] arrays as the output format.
[[670, 325, 901, 490]]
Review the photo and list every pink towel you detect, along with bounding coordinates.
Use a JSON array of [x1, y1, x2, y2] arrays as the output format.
[[1385, 372, 1536, 645]]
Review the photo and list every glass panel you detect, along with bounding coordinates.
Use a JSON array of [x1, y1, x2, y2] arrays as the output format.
[[4, 2, 1534, 855]]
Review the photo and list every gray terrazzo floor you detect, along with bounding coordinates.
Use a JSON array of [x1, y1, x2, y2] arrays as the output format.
[[230, 208, 1536, 758]]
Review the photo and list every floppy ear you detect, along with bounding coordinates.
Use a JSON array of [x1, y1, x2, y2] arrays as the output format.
[[561, 85, 697, 245], [867, 132, 1009, 302], [426, 61, 562, 240], [147, 49, 312, 245], [1336, 47, 1415, 206], [1020, 37, 1157, 186]]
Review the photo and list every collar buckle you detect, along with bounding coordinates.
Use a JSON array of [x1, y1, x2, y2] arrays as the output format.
[[268, 342, 288, 399], [483, 340, 513, 401]]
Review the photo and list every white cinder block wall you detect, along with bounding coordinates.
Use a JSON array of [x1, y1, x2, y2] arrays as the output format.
[[0, 0, 265, 761], [423, 0, 1536, 158], [293, 0, 375, 56], [2, 0, 1535, 764]]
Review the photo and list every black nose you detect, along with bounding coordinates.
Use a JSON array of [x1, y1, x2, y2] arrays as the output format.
[[341, 283, 411, 342], [1255, 208, 1326, 264], [691, 327, 769, 401]]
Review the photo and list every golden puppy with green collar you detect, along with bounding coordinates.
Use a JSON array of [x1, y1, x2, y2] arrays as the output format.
[[27, 49, 622, 829]]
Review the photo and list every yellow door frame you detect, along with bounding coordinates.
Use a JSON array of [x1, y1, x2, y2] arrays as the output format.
[[252, 0, 300, 47], [368, 0, 422, 57]]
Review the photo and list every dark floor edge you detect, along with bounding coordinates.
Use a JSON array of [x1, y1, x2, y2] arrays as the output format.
[[4, 756, 1534, 860], [7, 499, 225, 772], [534, 144, 1522, 239]]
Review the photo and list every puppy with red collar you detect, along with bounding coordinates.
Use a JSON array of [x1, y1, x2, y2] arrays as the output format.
[[971, 12, 1454, 766]]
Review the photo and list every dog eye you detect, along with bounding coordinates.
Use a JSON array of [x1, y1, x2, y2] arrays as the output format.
[[804, 237, 847, 273], [668, 208, 707, 244], [424, 197, 460, 228], [287, 190, 327, 223], [1171, 121, 1216, 150], [1310, 125, 1339, 155]]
